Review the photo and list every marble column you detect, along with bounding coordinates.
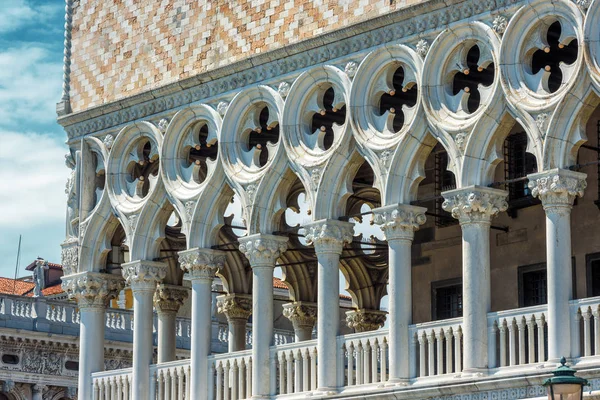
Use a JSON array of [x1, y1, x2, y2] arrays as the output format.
[[216, 293, 252, 352], [528, 169, 586, 361], [283, 302, 317, 342], [373, 204, 426, 382], [442, 186, 508, 372], [238, 234, 288, 398], [345, 309, 387, 332], [305, 219, 353, 393], [122, 260, 167, 400], [179, 248, 226, 400], [154, 284, 189, 363], [62, 271, 124, 400]]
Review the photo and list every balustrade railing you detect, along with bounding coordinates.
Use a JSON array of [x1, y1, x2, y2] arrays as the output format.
[[570, 296, 600, 358], [92, 368, 133, 400], [150, 359, 191, 400], [217, 323, 294, 348], [411, 317, 463, 377], [339, 331, 388, 387], [488, 305, 548, 368], [271, 340, 318, 396], [209, 350, 253, 400]]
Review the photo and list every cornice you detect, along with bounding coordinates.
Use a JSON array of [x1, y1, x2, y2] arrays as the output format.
[[58, 0, 522, 142]]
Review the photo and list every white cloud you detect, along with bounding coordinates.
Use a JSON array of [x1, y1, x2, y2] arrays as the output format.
[[0, 0, 62, 34], [0, 45, 63, 127], [0, 131, 68, 227]]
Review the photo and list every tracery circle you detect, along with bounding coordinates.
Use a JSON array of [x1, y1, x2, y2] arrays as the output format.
[[161, 105, 222, 199], [350, 44, 422, 149], [423, 22, 500, 127], [282, 65, 351, 163], [583, 0, 600, 88], [500, 0, 583, 110], [220, 85, 284, 181], [106, 122, 163, 212]]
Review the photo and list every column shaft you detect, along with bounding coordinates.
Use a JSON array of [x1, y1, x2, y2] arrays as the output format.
[[461, 221, 491, 370], [252, 266, 274, 397], [157, 311, 177, 363], [79, 307, 105, 399], [230, 319, 248, 352], [132, 288, 155, 400], [191, 279, 213, 400], [388, 238, 412, 380]]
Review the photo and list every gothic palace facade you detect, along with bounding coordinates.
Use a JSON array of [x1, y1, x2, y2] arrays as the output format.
[[43, 0, 600, 398]]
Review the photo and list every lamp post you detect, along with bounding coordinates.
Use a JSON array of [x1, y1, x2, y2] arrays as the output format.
[[543, 357, 588, 400]]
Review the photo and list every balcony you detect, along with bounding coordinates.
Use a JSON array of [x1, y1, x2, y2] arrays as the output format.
[[91, 297, 600, 400]]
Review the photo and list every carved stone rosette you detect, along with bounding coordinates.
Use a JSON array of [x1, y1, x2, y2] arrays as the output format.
[[346, 309, 388, 333], [528, 169, 587, 212], [238, 234, 288, 267], [178, 248, 225, 282], [62, 271, 125, 310], [122, 260, 167, 293], [60, 238, 79, 276], [216, 293, 252, 321], [304, 219, 354, 254], [282, 302, 317, 331], [154, 284, 189, 314], [373, 204, 427, 242], [442, 186, 508, 224]]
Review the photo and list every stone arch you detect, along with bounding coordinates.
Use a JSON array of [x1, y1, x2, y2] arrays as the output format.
[[79, 211, 125, 273]]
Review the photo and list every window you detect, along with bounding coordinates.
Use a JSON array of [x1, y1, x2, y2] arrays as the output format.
[[519, 264, 547, 307], [1, 354, 19, 365], [504, 132, 538, 216], [432, 279, 462, 320], [586, 253, 600, 297], [435, 149, 457, 227]]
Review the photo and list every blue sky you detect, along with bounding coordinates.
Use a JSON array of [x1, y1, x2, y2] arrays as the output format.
[[0, 0, 68, 277]]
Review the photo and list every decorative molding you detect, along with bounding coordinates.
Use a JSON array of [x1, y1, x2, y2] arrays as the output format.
[[238, 234, 288, 267], [121, 260, 167, 292], [528, 169, 587, 210], [345, 309, 387, 332], [282, 302, 317, 331], [56, 0, 73, 116], [442, 186, 508, 224], [216, 294, 252, 321], [61, 272, 125, 309], [60, 238, 79, 276], [178, 248, 225, 281], [304, 219, 354, 255], [59, 0, 525, 140], [153, 284, 189, 314], [373, 204, 427, 242]]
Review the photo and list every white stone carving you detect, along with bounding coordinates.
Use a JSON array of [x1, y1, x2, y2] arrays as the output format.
[[346, 309, 387, 332], [62, 272, 125, 309], [216, 293, 252, 320], [217, 101, 229, 116], [178, 248, 225, 281], [304, 220, 354, 254], [415, 39, 429, 58], [492, 15, 508, 34], [373, 204, 427, 241], [277, 81, 290, 98], [153, 284, 189, 314], [344, 61, 358, 78], [103, 134, 114, 150], [442, 187, 508, 224], [238, 234, 288, 267], [122, 261, 167, 292], [60, 239, 79, 276], [528, 169, 587, 208]]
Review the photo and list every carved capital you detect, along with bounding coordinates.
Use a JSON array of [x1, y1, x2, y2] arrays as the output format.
[[528, 169, 586, 212], [304, 219, 354, 255], [373, 204, 427, 242], [238, 234, 288, 267], [122, 260, 167, 293], [178, 248, 225, 281], [442, 186, 508, 224], [282, 302, 317, 330], [61, 272, 124, 310], [60, 238, 79, 275], [345, 309, 387, 333], [216, 294, 252, 321], [2, 380, 15, 392], [154, 284, 189, 314]]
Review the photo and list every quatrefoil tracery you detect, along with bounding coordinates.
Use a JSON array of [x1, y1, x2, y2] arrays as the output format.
[[125, 140, 159, 199], [526, 20, 578, 94], [375, 65, 418, 133], [447, 44, 495, 114], [183, 122, 218, 185], [306, 86, 347, 151], [240, 105, 279, 168]]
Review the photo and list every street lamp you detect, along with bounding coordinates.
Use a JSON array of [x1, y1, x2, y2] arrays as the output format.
[[543, 357, 588, 400]]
